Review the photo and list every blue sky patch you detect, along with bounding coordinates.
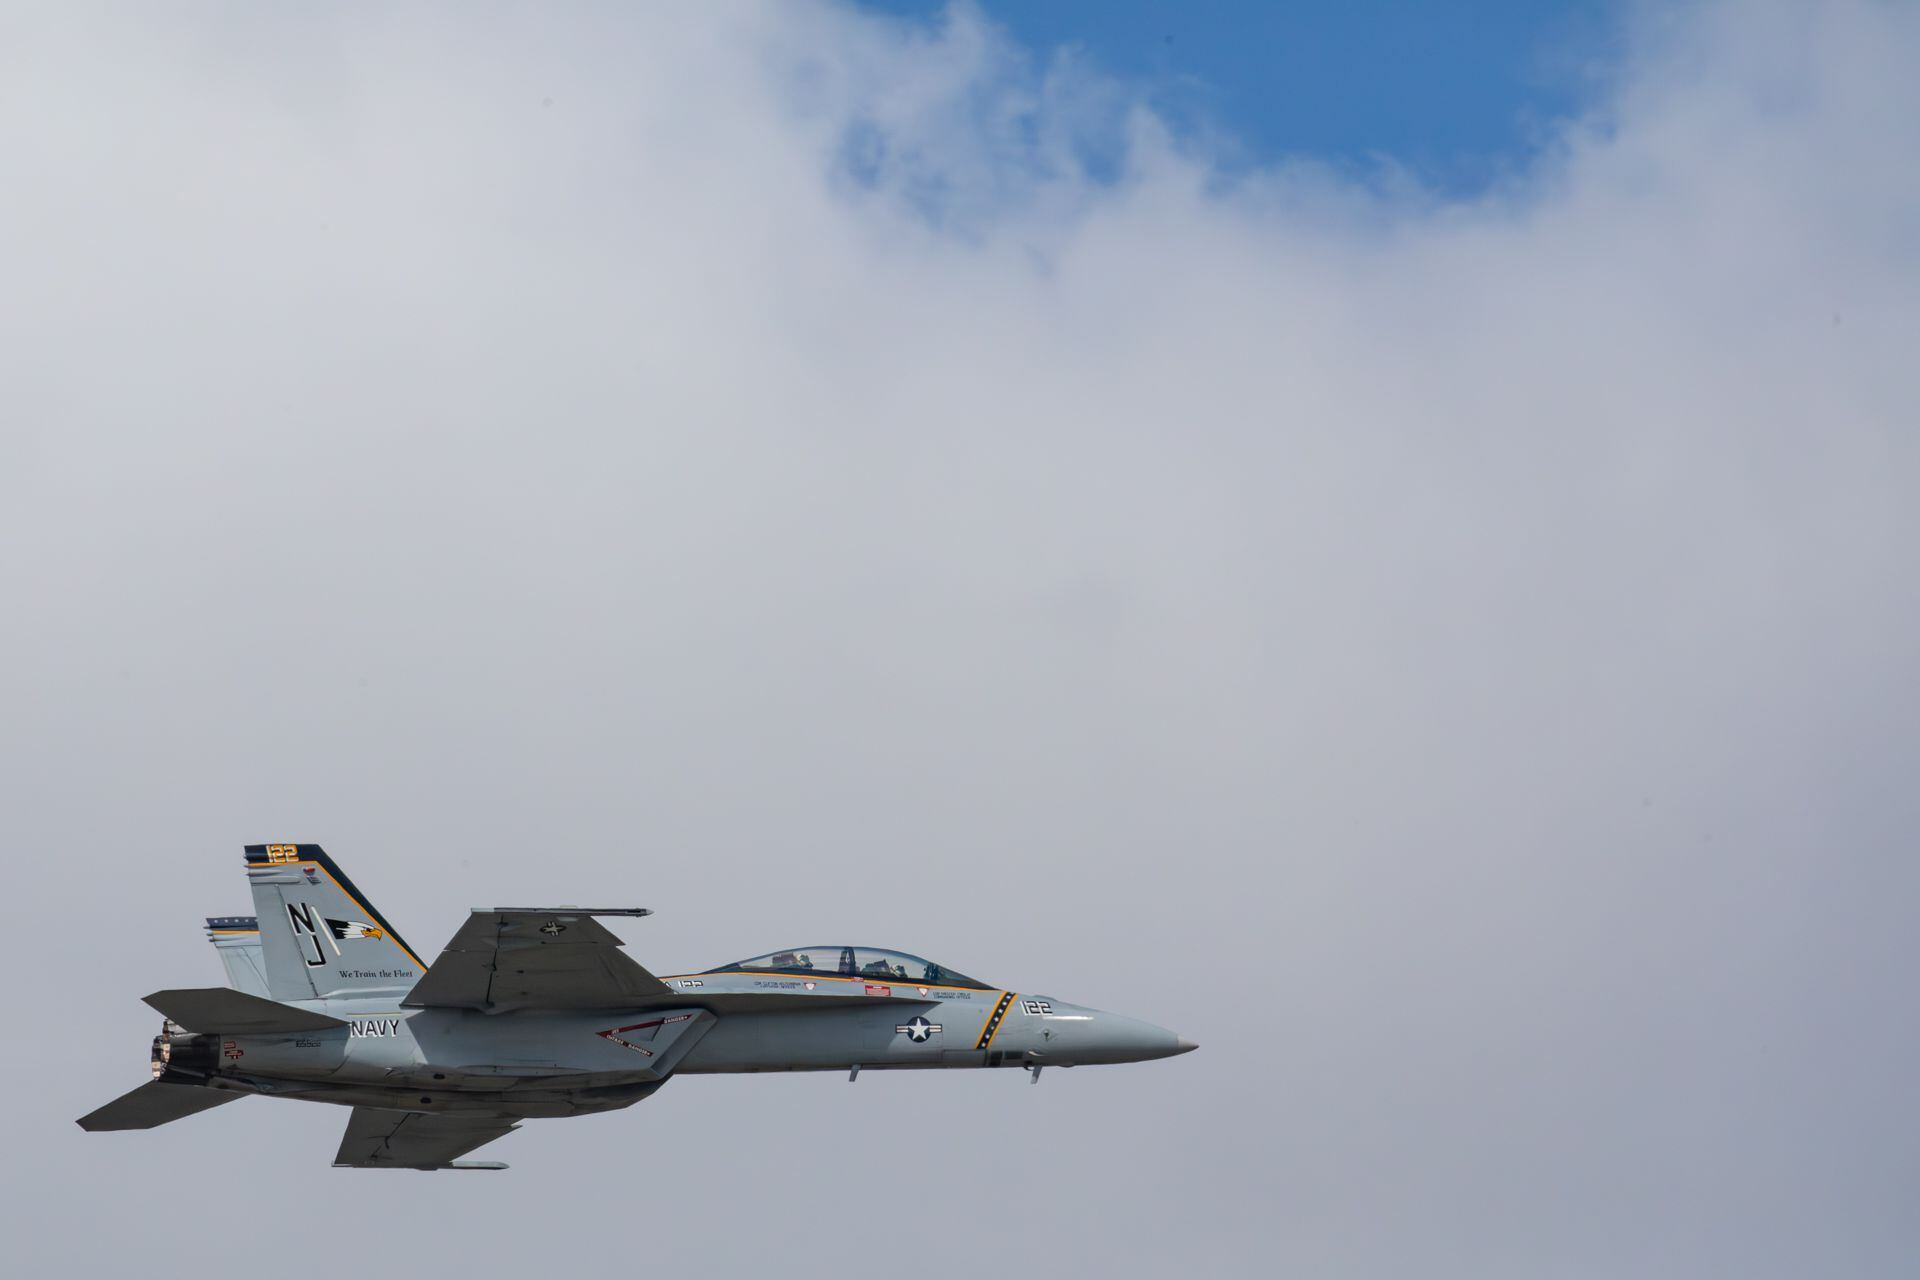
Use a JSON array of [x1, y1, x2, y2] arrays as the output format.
[[857, 0, 1622, 197]]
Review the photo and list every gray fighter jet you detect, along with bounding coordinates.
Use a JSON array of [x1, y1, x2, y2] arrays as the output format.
[[79, 844, 1197, 1168]]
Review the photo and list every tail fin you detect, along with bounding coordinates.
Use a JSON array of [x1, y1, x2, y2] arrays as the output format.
[[205, 916, 270, 997], [243, 844, 426, 1001]]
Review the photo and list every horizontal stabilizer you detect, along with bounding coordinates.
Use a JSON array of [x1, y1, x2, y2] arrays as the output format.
[[77, 1081, 243, 1131], [143, 987, 347, 1034]]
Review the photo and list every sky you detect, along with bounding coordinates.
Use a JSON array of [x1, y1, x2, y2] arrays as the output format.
[[862, 0, 1619, 193], [1, 2, 1917, 1277]]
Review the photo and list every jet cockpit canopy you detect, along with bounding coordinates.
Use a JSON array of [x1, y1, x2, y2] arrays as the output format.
[[712, 945, 990, 990]]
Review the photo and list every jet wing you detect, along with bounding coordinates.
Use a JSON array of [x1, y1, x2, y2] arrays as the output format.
[[333, 1107, 518, 1170], [402, 909, 671, 1014]]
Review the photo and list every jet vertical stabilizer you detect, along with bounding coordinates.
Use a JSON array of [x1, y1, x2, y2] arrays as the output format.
[[205, 916, 269, 997], [243, 844, 426, 1001]]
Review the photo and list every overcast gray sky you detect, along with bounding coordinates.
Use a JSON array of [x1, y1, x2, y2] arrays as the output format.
[[3, 2, 1918, 1276]]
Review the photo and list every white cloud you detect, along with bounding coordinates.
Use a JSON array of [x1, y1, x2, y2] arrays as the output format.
[[3, 3, 1916, 1276]]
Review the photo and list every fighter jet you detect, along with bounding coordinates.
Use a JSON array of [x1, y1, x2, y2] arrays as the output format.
[[79, 844, 1197, 1169]]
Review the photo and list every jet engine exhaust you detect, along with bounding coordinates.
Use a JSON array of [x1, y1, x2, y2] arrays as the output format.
[[149, 1020, 215, 1083]]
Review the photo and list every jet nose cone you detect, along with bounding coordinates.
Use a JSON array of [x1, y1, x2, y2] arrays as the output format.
[[1098, 1017, 1193, 1063], [1033, 1005, 1200, 1066]]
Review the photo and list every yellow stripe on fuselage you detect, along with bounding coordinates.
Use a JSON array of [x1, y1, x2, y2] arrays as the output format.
[[974, 991, 1018, 1051]]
